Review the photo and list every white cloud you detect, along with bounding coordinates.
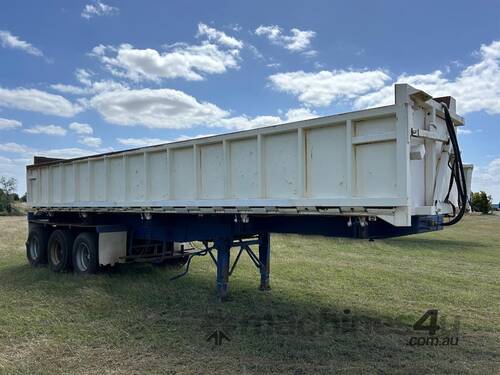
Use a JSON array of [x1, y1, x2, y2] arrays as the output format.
[[90, 88, 229, 128], [283, 107, 317, 122], [76, 68, 93, 85], [0, 87, 82, 117], [38, 147, 112, 159], [218, 107, 317, 130], [91, 42, 241, 82], [50, 84, 90, 95], [78, 136, 102, 148], [69, 122, 93, 135], [226, 24, 242, 32], [480, 40, 500, 59], [247, 44, 264, 60], [51, 68, 128, 96], [472, 158, 500, 201], [117, 137, 170, 147], [197, 23, 243, 49], [457, 128, 473, 135], [218, 115, 283, 130], [269, 69, 391, 107], [117, 134, 215, 148], [349, 84, 394, 109], [0, 142, 111, 160], [0, 118, 22, 130], [255, 25, 316, 53], [0, 30, 43, 57], [302, 50, 318, 58], [23, 125, 67, 136], [81, 1, 119, 19], [0, 142, 34, 154], [69, 121, 100, 148], [84, 78, 126, 93], [90, 85, 317, 131], [88, 24, 244, 82], [353, 40, 500, 115], [267, 40, 500, 115]]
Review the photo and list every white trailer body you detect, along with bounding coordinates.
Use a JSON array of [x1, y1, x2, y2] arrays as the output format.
[[26, 84, 465, 227]]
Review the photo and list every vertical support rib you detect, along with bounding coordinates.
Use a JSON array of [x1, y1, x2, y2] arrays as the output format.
[[257, 134, 265, 198], [223, 139, 230, 198], [88, 160, 93, 201], [47, 166, 52, 205], [123, 154, 128, 203], [297, 127, 305, 197], [395, 104, 412, 226], [396, 103, 412, 207], [215, 238, 232, 301], [60, 163, 65, 204], [193, 144, 200, 199], [258, 233, 271, 291], [38, 168, 42, 204], [165, 148, 171, 200], [26, 170, 31, 204], [104, 156, 109, 201], [143, 152, 150, 201], [345, 119, 353, 197], [73, 162, 78, 202]]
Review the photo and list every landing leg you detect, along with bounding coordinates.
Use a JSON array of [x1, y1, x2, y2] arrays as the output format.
[[258, 233, 271, 291], [215, 238, 231, 301]]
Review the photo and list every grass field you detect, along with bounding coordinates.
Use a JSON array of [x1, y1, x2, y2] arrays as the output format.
[[0, 215, 498, 374]]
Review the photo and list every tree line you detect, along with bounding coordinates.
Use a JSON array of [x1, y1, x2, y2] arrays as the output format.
[[0, 177, 26, 215]]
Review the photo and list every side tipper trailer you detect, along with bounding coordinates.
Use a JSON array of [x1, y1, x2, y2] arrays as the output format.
[[25, 84, 470, 300]]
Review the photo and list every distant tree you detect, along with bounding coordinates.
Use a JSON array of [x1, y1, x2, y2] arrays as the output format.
[[0, 176, 17, 214], [20, 193, 27, 202], [0, 189, 7, 213], [470, 191, 493, 214], [0, 176, 17, 195]]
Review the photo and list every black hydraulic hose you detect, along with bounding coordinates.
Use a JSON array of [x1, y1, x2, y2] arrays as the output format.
[[441, 104, 468, 226]]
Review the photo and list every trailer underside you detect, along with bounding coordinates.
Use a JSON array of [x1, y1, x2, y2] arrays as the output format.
[[26, 211, 443, 300]]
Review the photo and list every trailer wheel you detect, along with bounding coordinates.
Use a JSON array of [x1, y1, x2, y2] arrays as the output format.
[[26, 226, 49, 266], [47, 230, 74, 272], [72, 232, 99, 274]]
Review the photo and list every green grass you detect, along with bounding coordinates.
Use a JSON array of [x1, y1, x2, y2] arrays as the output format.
[[0, 215, 499, 374], [0, 202, 27, 217]]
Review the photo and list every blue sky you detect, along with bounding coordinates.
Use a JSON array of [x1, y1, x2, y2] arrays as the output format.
[[0, 0, 499, 200]]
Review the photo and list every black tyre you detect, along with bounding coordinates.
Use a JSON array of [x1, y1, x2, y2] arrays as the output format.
[[47, 230, 74, 273], [26, 226, 49, 266], [72, 232, 99, 274]]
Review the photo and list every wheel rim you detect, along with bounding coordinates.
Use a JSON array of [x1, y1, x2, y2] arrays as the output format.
[[50, 241, 62, 265], [76, 243, 90, 271], [29, 238, 39, 260]]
